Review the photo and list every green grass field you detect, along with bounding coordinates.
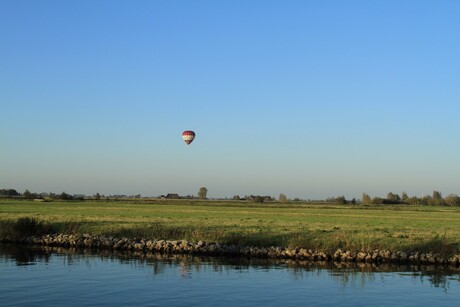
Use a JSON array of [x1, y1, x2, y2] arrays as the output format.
[[1, 199, 459, 255]]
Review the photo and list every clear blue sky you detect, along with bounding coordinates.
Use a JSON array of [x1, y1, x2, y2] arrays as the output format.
[[1, 0, 459, 199]]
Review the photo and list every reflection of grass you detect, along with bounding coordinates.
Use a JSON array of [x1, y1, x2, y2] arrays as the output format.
[[0, 199, 459, 255]]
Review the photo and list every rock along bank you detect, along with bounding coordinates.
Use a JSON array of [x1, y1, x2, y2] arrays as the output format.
[[7, 233, 458, 266]]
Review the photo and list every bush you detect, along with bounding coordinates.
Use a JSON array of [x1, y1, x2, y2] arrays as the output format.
[[1, 218, 49, 241], [10, 217, 51, 240]]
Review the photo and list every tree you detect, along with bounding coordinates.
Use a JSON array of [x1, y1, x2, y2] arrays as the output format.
[[444, 194, 460, 207], [59, 192, 72, 200], [428, 191, 445, 206], [386, 192, 400, 202], [401, 192, 409, 201], [20, 189, 44, 199], [252, 196, 264, 203], [432, 190, 442, 199], [23, 189, 32, 199], [279, 193, 288, 203], [406, 196, 422, 206], [232, 195, 240, 200], [335, 195, 346, 205], [198, 187, 208, 199], [95, 193, 101, 201], [362, 193, 372, 205], [371, 197, 384, 205]]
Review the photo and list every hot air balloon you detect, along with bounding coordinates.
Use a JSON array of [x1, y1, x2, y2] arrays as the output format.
[[182, 130, 196, 145]]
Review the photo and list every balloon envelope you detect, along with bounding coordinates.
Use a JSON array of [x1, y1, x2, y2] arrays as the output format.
[[182, 130, 196, 145]]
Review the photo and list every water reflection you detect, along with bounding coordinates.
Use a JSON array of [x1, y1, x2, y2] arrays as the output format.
[[1, 244, 53, 266], [2, 243, 459, 290]]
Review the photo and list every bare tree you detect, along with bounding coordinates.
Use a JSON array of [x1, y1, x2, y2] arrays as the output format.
[[444, 194, 460, 206], [198, 187, 208, 199], [279, 193, 288, 203], [401, 192, 409, 201], [387, 192, 400, 203], [362, 193, 371, 205], [432, 190, 442, 199], [336, 195, 347, 205]]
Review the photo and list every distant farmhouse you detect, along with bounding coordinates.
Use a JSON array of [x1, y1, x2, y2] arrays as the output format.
[[164, 193, 180, 199]]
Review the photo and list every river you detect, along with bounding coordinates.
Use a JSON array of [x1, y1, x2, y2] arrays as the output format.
[[1, 244, 459, 306]]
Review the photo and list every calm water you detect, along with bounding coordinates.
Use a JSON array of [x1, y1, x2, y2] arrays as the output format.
[[1, 244, 459, 306]]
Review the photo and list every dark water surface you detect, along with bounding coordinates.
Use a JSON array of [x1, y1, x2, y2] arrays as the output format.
[[1, 244, 459, 306]]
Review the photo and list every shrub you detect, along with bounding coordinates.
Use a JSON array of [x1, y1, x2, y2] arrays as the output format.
[[15, 217, 52, 238], [0, 217, 53, 241]]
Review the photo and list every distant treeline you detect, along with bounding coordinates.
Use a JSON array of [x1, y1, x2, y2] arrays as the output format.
[[0, 189, 21, 197], [0, 189, 84, 201], [329, 191, 460, 207], [1, 188, 459, 206]]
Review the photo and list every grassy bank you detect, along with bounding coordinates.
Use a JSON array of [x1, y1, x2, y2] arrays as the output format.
[[1, 199, 459, 256]]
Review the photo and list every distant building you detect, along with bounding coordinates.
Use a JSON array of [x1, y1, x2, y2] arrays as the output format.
[[165, 193, 180, 199]]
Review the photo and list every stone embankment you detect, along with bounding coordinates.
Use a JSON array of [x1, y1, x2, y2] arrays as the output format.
[[19, 234, 460, 266]]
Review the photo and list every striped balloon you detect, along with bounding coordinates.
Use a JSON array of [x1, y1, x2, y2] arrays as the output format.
[[182, 130, 196, 145]]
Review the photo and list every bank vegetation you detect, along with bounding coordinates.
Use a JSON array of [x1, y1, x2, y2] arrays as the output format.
[[1, 199, 459, 263]]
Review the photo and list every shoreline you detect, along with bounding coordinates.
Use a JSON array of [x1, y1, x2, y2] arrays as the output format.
[[4, 233, 460, 266]]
